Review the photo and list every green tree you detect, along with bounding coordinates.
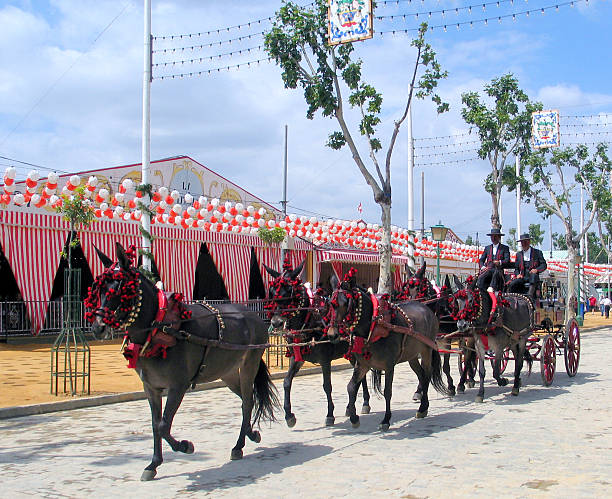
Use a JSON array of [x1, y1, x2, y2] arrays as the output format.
[[464, 235, 474, 246], [264, 1, 448, 292], [461, 74, 541, 230], [587, 232, 609, 264], [506, 228, 518, 251], [523, 143, 611, 318]]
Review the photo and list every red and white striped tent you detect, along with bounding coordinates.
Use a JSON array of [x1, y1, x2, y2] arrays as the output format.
[[0, 209, 309, 334]]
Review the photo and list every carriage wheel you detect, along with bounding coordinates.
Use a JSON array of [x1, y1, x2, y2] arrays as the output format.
[[489, 346, 511, 374], [539, 335, 556, 386], [564, 318, 580, 377]]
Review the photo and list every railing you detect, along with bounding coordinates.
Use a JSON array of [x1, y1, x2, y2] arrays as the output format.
[[0, 301, 93, 339], [0, 298, 289, 371]]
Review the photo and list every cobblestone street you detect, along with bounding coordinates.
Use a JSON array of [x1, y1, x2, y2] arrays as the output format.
[[1, 327, 611, 498]]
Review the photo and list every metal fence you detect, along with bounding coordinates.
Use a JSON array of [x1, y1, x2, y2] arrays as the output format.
[[0, 299, 287, 369]]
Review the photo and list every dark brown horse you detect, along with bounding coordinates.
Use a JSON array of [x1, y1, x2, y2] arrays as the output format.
[[326, 270, 451, 431], [451, 278, 533, 402], [264, 261, 370, 427], [87, 243, 278, 480]]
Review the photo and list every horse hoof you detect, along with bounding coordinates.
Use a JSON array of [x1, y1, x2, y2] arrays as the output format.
[[498, 378, 508, 387], [416, 410, 428, 419], [511, 388, 519, 396], [475, 395, 484, 403], [140, 469, 157, 481], [345, 408, 351, 417], [457, 386, 465, 394], [449, 387, 456, 397], [182, 440, 194, 454], [412, 392, 422, 402], [350, 416, 360, 429], [379, 423, 390, 431], [361, 405, 371, 415], [325, 416, 335, 426], [249, 431, 261, 443], [468, 381, 475, 388], [286, 415, 297, 428], [230, 449, 243, 461]]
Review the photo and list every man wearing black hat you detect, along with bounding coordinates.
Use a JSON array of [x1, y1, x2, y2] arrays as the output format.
[[507, 233, 547, 298], [477, 228, 511, 292]]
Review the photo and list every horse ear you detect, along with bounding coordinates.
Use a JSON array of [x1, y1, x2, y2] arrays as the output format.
[[94, 244, 113, 268], [405, 264, 414, 278], [415, 261, 426, 279], [290, 259, 306, 280], [443, 275, 451, 289], [115, 242, 131, 269], [454, 275, 464, 290], [330, 274, 339, 290], [263, 264, 281, 279]]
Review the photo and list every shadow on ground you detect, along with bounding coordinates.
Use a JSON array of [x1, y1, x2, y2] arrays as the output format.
[[163, 442, 332, 492]]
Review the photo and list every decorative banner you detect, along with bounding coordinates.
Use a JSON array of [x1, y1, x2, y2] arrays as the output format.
[[328, 0, 373, 46], [532, 110, 560, 149]]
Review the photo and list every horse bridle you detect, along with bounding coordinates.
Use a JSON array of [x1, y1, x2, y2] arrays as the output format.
[[327, 287, 363, 335]]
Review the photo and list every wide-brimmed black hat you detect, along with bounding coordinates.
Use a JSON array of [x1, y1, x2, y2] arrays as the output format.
[[517, 233, 531, 242], [486, 228, 504, 236]]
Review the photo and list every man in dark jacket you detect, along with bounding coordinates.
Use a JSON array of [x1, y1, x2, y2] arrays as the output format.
[[507, 233, 547, 297], [477, 228, 511, 292]]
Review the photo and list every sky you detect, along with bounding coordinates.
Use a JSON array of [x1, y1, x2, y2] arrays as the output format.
[[1, 0, 611, 248]]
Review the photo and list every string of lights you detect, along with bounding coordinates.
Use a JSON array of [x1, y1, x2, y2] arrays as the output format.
[[153, 30, 266, 54], [378, 0, 585, 34], [153, 57, 273, 80], [414, 139, 482, 149], [153, 45, 263, 67], [376, 0, 517, 21], [415, 147, 481, 158], [153, 19, 272, 41]]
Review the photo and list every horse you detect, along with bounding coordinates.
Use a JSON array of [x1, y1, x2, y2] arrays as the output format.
[[264, 260, 370, 427], [450, 277, 534, 402], [395, 263, 459, 397], [326, 269, 451, 431], [86, 243, 279, 481]]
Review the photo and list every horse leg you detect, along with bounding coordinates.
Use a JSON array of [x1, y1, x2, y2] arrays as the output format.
[[409, 357, 430, 419], [321, 359, 335, 426], [511, 343, 523, 396], [158, 386, 194, 454], [228, 353, 262, 461], [474, 337, 487, 403], [379, 365, 395, 431], [492, 343, 508, 387], [283, 357, 304, 428], [457, 345, 471, 394], [141, 384, 163, 481], [346, 362, 368, 428], [360, 376, 371, 414], [413, 382, 423, 402], [443, 347, 456, 396]]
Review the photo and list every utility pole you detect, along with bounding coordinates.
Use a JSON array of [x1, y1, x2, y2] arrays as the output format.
[[407, 104, 415, 271], [549, 217, 553, 259], [516, 154, 521, 236], [141, 0, 152, 271], [281, 124, 288, 216], [420, 172, 425, 265]]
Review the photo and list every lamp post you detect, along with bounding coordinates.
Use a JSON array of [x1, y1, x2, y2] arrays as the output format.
[[431, 222, 448, 286]]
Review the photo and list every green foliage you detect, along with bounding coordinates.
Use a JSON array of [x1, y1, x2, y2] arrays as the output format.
[[464, 235, 474, 246], [55, 185, 96, 266], [258, 226, 287, 245], [506, 228, 518, 251], [461, 74, 541, 226], [527, 223, 545, 246], [264, 2, 448, 162]]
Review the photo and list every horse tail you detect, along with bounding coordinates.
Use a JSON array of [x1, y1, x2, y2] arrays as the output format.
[[252, 359, 280, 426], [430, 349, 453, 396], [370, 369, 383, 397], [524, 348, 533, 376]]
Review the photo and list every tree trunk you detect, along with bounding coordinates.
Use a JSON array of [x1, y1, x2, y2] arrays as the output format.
[[566, 243, 577, 321], [377, 202, 392, 293], [490, 191, 500, 229]]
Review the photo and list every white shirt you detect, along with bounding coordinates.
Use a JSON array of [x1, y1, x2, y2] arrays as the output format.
[[603, 297, 612, 306], [492, 243, 499, 255], [523, 248, 532, 261]]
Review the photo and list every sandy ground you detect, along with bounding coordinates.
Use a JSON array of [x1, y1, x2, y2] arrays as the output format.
[[0, 313, 609, 409]]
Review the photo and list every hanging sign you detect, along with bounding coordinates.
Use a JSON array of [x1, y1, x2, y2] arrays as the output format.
[[328, 0, 373, 45], [532, 110, 560, 149]]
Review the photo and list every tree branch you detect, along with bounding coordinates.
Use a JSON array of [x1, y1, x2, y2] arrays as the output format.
[[359, 102, 385, 186]]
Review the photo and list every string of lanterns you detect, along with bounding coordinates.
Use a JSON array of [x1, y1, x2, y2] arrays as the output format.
[[4, 166, 612, 275]]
